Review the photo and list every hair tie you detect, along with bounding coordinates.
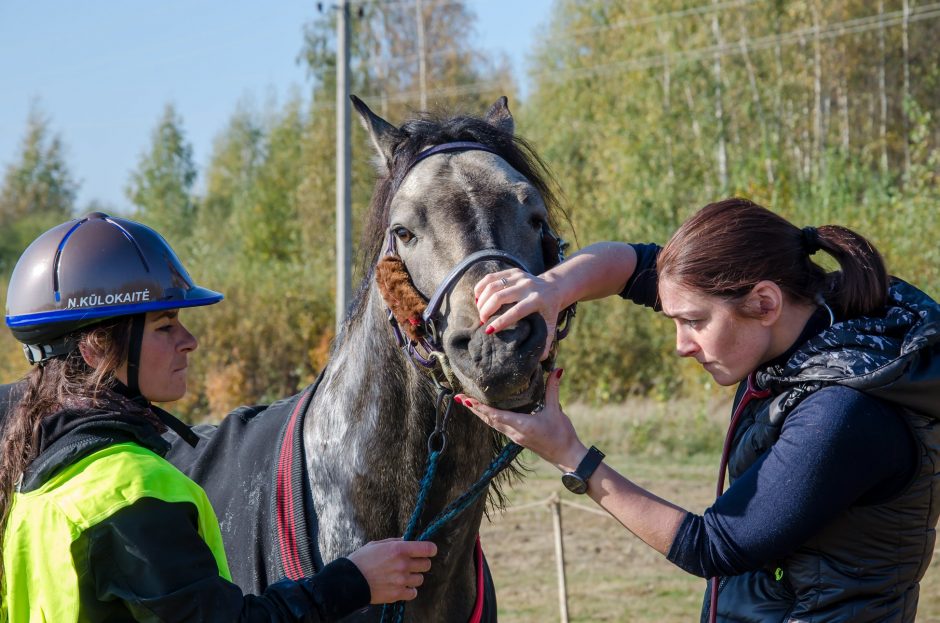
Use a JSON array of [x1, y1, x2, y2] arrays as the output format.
[[801, 226, 822, 255]]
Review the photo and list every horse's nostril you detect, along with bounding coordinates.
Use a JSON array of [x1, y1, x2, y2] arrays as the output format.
[[493, 315, 533, 342], [451, 332, 471, 352]]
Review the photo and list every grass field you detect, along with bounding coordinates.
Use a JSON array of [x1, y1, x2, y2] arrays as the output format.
[[478, 399, 940, 622]]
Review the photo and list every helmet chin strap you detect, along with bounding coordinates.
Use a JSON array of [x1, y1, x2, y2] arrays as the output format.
[[125, 313, 147, 404]]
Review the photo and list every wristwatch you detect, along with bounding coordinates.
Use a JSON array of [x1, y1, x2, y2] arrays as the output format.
[[561, 446, 605, 494]]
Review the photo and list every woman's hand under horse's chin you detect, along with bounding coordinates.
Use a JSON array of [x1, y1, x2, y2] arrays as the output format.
[[459, 363, 546, 412], [456, 368, 584, 468]]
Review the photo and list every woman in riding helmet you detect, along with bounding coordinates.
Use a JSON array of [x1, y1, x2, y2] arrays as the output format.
[[463, 198, 940, 622], [0, 213, 436, 622]]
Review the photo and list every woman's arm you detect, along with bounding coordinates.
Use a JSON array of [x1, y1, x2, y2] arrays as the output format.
[[84, 497, 436, 622], [457, 369, 687, 556]]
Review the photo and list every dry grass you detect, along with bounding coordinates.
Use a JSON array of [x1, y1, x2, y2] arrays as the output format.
[[479, 398, 940, 622]]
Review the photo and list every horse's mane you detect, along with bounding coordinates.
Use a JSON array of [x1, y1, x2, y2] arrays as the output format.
[[357, 113, 566, 275]]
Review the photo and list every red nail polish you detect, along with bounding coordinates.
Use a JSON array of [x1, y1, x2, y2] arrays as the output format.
[[485, 326, 495, 335], [453, 395, 463, 405], [556, 368, 564, 379]]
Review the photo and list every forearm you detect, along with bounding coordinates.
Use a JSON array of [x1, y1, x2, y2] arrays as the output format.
[[543, 242, 637, 307], [553, 447, 686, 556], [89, 498, 370, 622]]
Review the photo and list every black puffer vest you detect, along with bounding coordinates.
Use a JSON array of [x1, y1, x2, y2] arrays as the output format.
[[704, 279, 940, 623]]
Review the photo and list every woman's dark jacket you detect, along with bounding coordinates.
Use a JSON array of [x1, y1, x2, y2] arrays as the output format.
[[624, 243, 940, 622], [10, 404, 370, 622]]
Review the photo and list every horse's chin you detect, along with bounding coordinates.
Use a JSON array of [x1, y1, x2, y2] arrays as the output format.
[[463, 365, 545, 411]]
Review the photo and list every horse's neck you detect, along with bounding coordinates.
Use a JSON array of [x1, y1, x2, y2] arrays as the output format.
[[305, 286, 491, 555]]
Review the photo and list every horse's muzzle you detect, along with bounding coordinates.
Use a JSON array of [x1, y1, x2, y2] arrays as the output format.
[[445, 309, 547, 408]]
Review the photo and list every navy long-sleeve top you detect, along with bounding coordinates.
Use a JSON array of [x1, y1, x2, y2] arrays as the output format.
[[620, 243, 918, 578]]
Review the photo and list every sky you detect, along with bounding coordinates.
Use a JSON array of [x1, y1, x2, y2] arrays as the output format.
[[0, 1, 554, 214]]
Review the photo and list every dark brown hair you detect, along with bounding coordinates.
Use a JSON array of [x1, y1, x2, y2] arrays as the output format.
[[657, 198, 889, 319], [0, 318, 135, 580]]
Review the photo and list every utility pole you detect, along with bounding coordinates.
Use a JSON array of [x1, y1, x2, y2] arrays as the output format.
[[416, 0, 427, 109], [336, 0, 352, 334]]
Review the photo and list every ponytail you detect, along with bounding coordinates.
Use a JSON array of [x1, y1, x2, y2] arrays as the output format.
[[812, 224, 889, 319]]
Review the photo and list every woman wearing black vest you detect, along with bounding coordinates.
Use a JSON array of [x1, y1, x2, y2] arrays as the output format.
[[461, 198, 940, 622]]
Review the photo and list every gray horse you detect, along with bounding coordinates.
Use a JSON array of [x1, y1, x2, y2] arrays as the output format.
[[167, 95, 568, 622]]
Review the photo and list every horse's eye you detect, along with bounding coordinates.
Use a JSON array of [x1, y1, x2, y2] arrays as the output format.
[[393, 227, 415, 244], [529, 216, 545, 231]]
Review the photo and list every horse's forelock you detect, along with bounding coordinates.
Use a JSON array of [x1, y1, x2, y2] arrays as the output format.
[[357, 113, 566, 275]]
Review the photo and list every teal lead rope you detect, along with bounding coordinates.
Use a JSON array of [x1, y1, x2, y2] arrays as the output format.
[[381, 439, 524, 623]]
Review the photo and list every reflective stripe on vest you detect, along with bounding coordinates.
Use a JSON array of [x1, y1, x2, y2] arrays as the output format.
[[1, 443, 231, 622]]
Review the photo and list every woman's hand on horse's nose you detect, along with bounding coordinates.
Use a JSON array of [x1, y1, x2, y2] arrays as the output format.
[[475, 269, 561, 359], [347, 538, 438, 604]]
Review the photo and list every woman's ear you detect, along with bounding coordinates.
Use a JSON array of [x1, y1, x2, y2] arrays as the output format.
[[743, 280, 783, 326], [78, 341, 101, 369]]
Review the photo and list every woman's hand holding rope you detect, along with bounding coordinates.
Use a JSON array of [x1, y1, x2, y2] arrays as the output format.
[[347, 538, 438, 604]]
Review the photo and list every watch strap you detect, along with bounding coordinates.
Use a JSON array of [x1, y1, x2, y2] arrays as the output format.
[[575, 445, 605, 481]]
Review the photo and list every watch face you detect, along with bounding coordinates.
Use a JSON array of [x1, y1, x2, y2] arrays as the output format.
[[561, 472, 587, 494]]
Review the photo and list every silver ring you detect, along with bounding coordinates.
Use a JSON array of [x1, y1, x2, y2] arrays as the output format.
[[500, 277, 510, 289]]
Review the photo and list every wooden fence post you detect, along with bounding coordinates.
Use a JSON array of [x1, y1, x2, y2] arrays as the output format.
[[551, 492, 570, 623]]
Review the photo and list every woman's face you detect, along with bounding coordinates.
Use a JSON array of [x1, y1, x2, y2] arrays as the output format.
[[116, 310, 198, 402], [658, 278, 773, 386]]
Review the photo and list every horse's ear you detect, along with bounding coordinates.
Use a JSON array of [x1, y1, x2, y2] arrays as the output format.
[[484, 96, 514, 136], [351, 94, 404, 175]]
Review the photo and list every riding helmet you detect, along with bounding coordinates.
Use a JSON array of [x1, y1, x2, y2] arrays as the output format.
[[5, 212, 222, 364]]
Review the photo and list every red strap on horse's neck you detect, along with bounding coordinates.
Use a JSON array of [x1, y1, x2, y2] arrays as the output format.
[[277, 382, 490, 621], [276, 387, 317, 580], [470, 535, 485, 623]]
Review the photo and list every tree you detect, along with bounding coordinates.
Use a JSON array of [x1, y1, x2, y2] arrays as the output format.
[[0, 106, 78, 273], [126, 104, 197, 246]]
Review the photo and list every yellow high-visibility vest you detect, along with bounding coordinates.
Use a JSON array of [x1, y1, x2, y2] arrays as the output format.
[[1, 442, 231, 622]]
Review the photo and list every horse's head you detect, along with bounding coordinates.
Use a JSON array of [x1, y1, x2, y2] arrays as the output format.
[[354, 96, 567, 410]]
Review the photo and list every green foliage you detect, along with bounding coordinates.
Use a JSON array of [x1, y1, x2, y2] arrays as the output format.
[[126, 104, 198, 246], [0, 107, 78, 382], [0, 106, 78, 274]]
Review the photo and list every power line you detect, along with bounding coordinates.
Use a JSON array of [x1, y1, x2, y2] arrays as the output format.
[[360, 0, 764, 71], [337, 3, 940, 110], [539, 2, 940, 86], [346, 0, 460, 10], [554, 0, 762, 39]]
